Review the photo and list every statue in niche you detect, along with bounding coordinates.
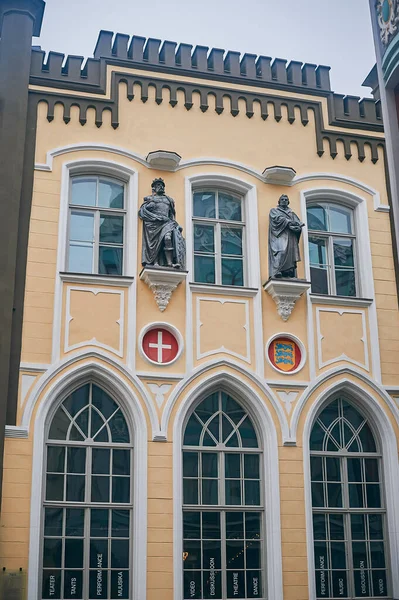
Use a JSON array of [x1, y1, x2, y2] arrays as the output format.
[[268, 194, 305, 278], [139, 178, 186, 269]]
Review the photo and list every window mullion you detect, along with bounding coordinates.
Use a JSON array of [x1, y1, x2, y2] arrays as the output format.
[[94, 209, 100, 274], [215, 222, 222, 285], [328, 235, 336, 295]]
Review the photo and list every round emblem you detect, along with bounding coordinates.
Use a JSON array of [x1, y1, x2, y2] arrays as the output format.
[[142, 327, 179, 364], [267, 335, 303, 374], [376, 0, 399, 45]]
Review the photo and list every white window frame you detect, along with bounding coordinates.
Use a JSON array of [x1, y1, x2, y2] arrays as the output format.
[[67, 175, 127, 276]]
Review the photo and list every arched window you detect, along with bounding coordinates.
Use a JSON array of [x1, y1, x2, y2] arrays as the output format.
[[310, 397, 389, 599], [182, 391, 264, 599], [307, 202, 357, 297], [41, 383, 132, 600], [192, 189, 245, 286]]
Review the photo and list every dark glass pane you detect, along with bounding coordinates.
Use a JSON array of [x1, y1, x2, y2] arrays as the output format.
[[202, 512, 220, 539], [311, 482, 324, 507], [246, 571, 262, 599], [44, 508, 63, 537], [351, 514, 366, 540], [310, 421, 324, 451], [69, 424, 85, 442], [354, 568, 370, 597], [366, 484, 381, 508], [222, 415, 234, 443], [226, 512, 244, 539], [308, 236, 327, 265], [226, 479, 241, 505], [314, 541, 329, 571], [315, 568, 330, 598], [364, 458, 379, 482], [111, 539, 129, 568], [319, 400, 339, 428], [183, 479, 198, 505], [221, 257, 244, 286], [89, 570, 107, 599], [332, 571, 348, 598], [244, 454, 259, 479], [75, 407, 89, 438], [112, 510, 129, 537], [98, 179, 124, 209], [372, 570, 387, 597], [239, 417, 258, 447], [92, 385, 118, 419], [326, 423, 341, 451], [109, 410, 130, 443], [226, 569, 245, 598], [369, 514, 384, 540], [246, 512, 261, 540], [183, 539, 201, 569], [331, 542, 346, 569], [194, 255, 215, 284], [90, 539, 108, 568], [99, 214, 123, 244], [203, 431, 217, 447], [112, 477, 130, 503], [310, 456, 323, 481], [66, 509, 84, 536], [352, 542, 368, 569], [43, 538, 62, 568], [225, 453, 241, 478], [203, 569, 221, 600], [244, 480, 260, 506], [42, 570, 61, 600], [370, 541, 386, 569], [92, 448, 110, 475], [202, 479, 218, 505], [313, 514, 326, 540], [193, 191, 216, 218], [183, 452, 199, 477], [65, 538, 84, 568], [64, 385, 90, 418], [219, 193, 242, 221], [225, 432, 239, 447], [71, 178, 96, 207], [342, 401, 364, 428], [90, 408, 106, 440], [184, 415, 202, 446], [358, 422, 376, 452], [226, 540, 244, 569], [91, 476, 110, 503], [184, 570, 201, 599], [329, 205, 352, 234], [46, 474, 64, 501], [335, 268, 356, 297], [222, 395, 245, 424], [91, 509, 109, 537], [202, 453, 218, 478], [193, 224, 215, 253], [95, 425, 109, 443], [183, 512, 201, 539], [66, 475, 85, 502], [327, 483, 342, 507], [221, 226, 243, 256], [111, 570, 129, 600], [99, 246, 123, 276], [329, 514, 344, 540], [64, 570, 83, 599], [49, 408, 71, 440], [347, 458, 362, 482], [326, 457, 341, 481], [47, 446, 65, 473], [310, 265, 329, 295], [307, 205, 327, 231], [334, 238, 354, 267], [246, 540, 261, 569], [203, 540, 221, 570], [206, 415, 219, 443], [67, 447, 86, 474], [349, 483, 364, 508]]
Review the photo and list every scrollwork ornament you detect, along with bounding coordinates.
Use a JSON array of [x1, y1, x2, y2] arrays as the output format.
[[376, 0, 399, 46]]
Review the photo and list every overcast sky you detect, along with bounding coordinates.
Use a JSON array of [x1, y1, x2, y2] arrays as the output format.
[[35, 0, 376, 98]]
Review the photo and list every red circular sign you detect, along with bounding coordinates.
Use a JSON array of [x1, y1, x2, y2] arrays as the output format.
[[268, 337, 302, 373], [142, 327, 179, 364]]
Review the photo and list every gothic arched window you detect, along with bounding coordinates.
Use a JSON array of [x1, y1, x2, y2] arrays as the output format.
[[182, 391, 264, 599], [310, 397, 389, 599], [41, 383, 132, 600]]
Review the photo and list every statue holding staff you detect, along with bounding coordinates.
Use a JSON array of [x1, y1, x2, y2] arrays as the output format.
[[268, 194, 305, 278]]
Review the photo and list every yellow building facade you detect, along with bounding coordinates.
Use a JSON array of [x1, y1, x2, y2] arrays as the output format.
[[0, 3, 399, 600]]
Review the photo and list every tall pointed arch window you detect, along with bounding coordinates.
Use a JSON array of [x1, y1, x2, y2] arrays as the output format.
[[310, 397, 390, 599], [41, 384, 132, 600], [182, 392, 264, 600]]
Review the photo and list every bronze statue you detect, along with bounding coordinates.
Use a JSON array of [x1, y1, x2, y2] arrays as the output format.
[[268, 194, 304, 278], [138, 178, 186, 269]]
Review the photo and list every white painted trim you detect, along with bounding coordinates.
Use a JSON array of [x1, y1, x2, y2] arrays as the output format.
[[5, 425, 29, 438], [189, 283, 259, 297], [172, 372, 283, 600], [309, 294, 373, 307], [20, 374, 37, 407], [64, 285, 124, 357], [59, 272, 134, 287], [265, 332, 307, 375], [315, 306, 370, 371], [267, 380, 309, 389], [302, 379, 399, 600], [137, 322, 184, 366], [35, 143, 149, 172], [20, 363, 50, 373], [136, 371, 185, 381], [196, 296, 251, 364], [27, 362, 148, 600]]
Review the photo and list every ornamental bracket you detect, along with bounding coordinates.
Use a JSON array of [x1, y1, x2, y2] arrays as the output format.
[[263, 278, 311, 321], [140, 267, 187, 312]]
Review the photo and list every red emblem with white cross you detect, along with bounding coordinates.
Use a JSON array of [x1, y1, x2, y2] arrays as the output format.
[[142, 327, 179, 364]]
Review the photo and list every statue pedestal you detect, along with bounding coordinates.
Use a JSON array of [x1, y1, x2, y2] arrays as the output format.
[[140, 267, 187, 312], [263, 278, 311, 321]]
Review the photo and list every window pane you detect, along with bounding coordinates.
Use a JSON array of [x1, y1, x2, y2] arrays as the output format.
[[202, 512, 221, 539], [307, 204, 327, 231], [221, 257, 243, 286], [218, 193, 242, 221], [66, 509, 84, 536], [226, 512, 244, 539], [99, 246, 123, 275], [99, 214, 124, 244], [193, 224, 214, 253], [112, 477, 130, 503], [221, 226, 243, 256], [46, 474, 64, 501], [66, 475, 85, 502], [112, 509, 130, 537], [69, 243, 93, 273], [111, 539, 129, 568], [91, 509, 109, 537], [225, 454, 241, 479], [333, 237, 354, 268], [244, 480, 260, 505], [335, 268, 356, 297], [183, 479, 198, 505], [89, 570, 107, 599], [71, 178, 96, 207], [70, 211, 94, 242], [45, 508, 63, 536], [309, 236, 327, 266], [329, 205, 352, 234], [194, 255, 215, 284], [202, 453, 218, 478], [111, 570, 129, 599], [99, 179, 124, 209], [184, 512, 201, 539], [202, 479, 218, 505], [226, 479, 241, 505], [92, 448, 110, 475], [91, 476, 110, 502], [43, 538, 62, 568], [113, 449, 130, 476], [193, 191, 216, 218], [65, 538, 84, 568], [64, 570, 83, 599], [67, 447, 86, 474], [184, 571, 201, 599], [47, 446, 65, 473], [42, 570, 61, 599]]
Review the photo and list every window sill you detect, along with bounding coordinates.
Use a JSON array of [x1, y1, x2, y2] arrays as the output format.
[[189, 283, 259, 297], [60, 272, 134, 287], [309, 294, 373, 307]]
